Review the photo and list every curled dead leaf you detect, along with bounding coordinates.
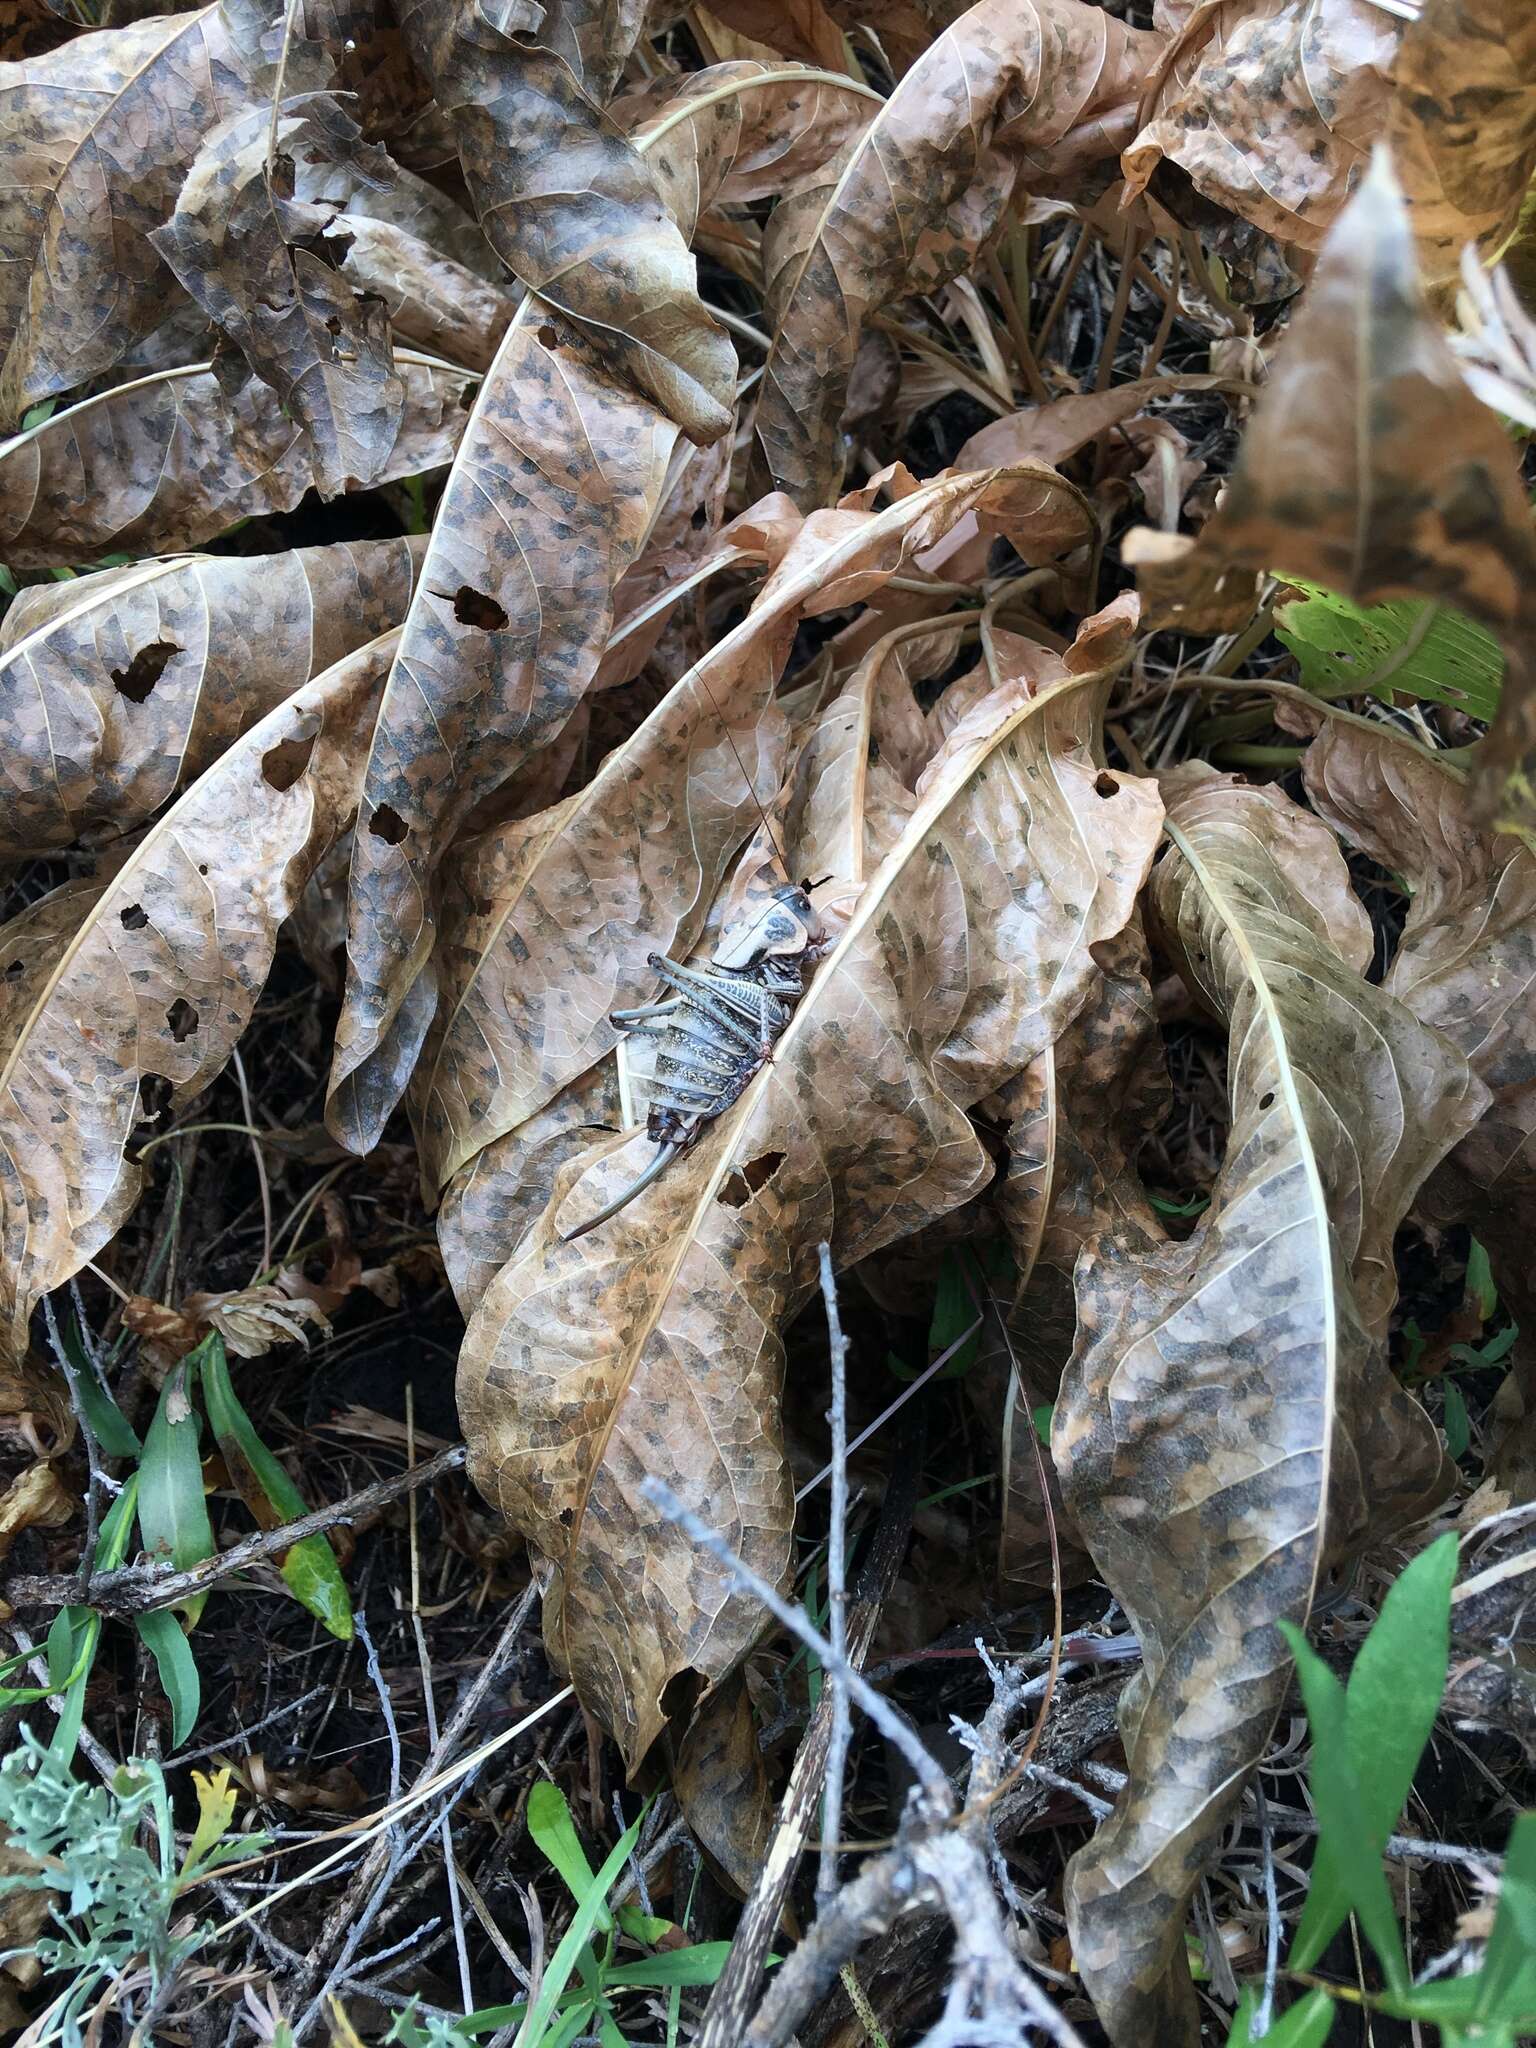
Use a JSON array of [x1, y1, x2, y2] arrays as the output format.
[[0, 1458, 73, 1569], [414, 466, 1060, 1194], [1122, 0, 1397, 253], [1054, 768, 1485, 2044], [458, 593, 1158, 1766], [398, 0, 736, 442], [754, 0, 1159, 506], [0, 0, 280, 421], [1128, 153, 1536, 829], [151, 91, 407, 494], [0, 349, 473, 568]]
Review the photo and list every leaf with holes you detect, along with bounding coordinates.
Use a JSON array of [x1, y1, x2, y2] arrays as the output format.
[[150, 91, 406, 495], [0, 0, 281, 422], [1052, 767, 1486, 2047], [0, 349, 473, 569], [753, 0, 1158, 507], [395, 0, 735, 443], [412, 467, 1055, 1195], [325, 57, 945, 1154], [456, 595, 1159, 1766], [0, 633, 393, 1367], [0, 536, 427, 855]]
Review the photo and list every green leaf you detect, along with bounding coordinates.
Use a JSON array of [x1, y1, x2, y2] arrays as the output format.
[[601, 1941, 738, 1989], [1275, 581, 1503, 719], [520, 1812, 646, 2047], [1466, 1238, 1499, 1323], [927, 1249, 982, 1378], [135, 1608, 200, 1748], [58, 1309, 140, 1458], [1475, 1812, 1536, 2024], [1226, 1986, 1335, 2046], [615, 1905, 673, 1945], [527, 1779, 612, 1932], [44, 1476, 139, 1765], [1032, 1401, 1054, 1446], [1443, 1377, 1471, 1458], [199, 1336, 352, 1640], [137, 1347, 215, 1626], [1280, 1621, 1410, 1996], [1290, 1533, 1457, 1971]]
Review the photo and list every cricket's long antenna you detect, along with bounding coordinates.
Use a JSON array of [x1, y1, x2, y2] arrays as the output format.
[[686, 643, 796, 884]]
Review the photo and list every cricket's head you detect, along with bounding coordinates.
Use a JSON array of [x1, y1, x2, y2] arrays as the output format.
[[711, 883, 825, 986]]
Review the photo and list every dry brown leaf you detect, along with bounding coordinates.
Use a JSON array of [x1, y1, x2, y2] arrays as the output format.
[[625, 59, 877, 224], [954, 374, 1225, 475], [671, 1670, 773, 1895], [0, 1457, 72, 1567], [1122, 0, 1397, 252], [694, 0, 848, 70], [326, 76, 1004, 1155], [150, 91, 406, 493], [325, 316, 679, 1156], [0, 632, 392, 1366], [753, 0, 1159, 507], [437, 1069, 621, 1315], [593, 436, 736, 693], [396, 0, 735, 444], [0, 348, 472, 568], [992, 920, 1168, 1590], [311, 211, 515, 373], [1299, 713, 1536, 1467], [0, 536, 426, 855], [413, 471, 1050, 1194], [457, 594, 1159, 1765], [0, 0, 280, 422], [1386, 0, 1536, 290], [1131, 154, 1536, 827], [1053, 769, 1485, 2045]]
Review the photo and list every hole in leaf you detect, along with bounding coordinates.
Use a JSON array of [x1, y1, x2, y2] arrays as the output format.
[[136, 1072, 174, 1130], [369, 803, 408, 846], [119, 903, 148, 931], [111, 640, 179, 703], [451, 585, 509, 631], [718, 1150, 785, 1208], [1258, 1091, 1275, 1111], [261, 728, 318, 792], [690, 504, 708, 529], [165, 998, 198, 1043], [538, 323, 559, 349], [458, 382, 476, 410], [4, 959, 23, 982], [198, 864, 209, 876], [1094, 772, 1120, 799], [557, 1506, 573, 1528]]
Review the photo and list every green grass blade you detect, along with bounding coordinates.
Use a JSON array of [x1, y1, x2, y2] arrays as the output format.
[[1291, 1534, 1456, 1970]]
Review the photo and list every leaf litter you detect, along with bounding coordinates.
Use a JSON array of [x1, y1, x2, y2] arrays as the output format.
[[0, 2, 1535, 2045]]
